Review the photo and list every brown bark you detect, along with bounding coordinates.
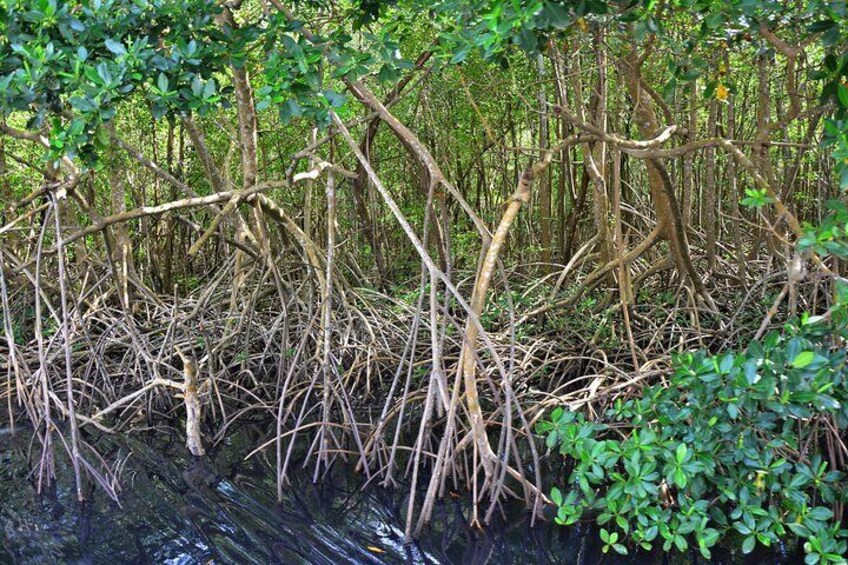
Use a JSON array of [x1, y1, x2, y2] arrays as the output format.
[[458, 155, 554, 500], [682, 84, 697, 227], [0, 136, 16, 251], [564, 168, 590, 260], [350, 51, 432, 283], [619, 38, 710, 305], [726, 75, 747, 281], [583, 40, 612, 271], [704, 97, 717, 271], [108, 150, 136, 309], [537, 54, 552, 271], [178, 349, 205, 457], [554, 42, 612, 270]]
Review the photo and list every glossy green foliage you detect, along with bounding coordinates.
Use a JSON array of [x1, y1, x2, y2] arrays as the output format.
[[740, 188, 775, 209], [256, 17, 412, 127], [0, 0, 414, 164], [0, 0, 233, 164], [429, 0, 848, 189], [800, 201, 848, 260], [540, 338, 848, 559], [540, 203, 848, 561], [2, 0, 848, 192], [539, 311, 848, 561]]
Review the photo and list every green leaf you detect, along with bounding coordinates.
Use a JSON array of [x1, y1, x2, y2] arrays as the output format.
[[550, 487, 563, 506], [612, 543, 628, 555], [157, 73, 169, 94], [541, 3, 570, 29], [676, 443, 688, 463], [742, 535, 756, 554], [279, 98, 302, 124], [674, 534, 687, 552], [644, 525, 658, 541], [69, 97, 96, 112], [791, 351, 815, 369], [807, 507, 833, 521], [674, 467, 687, 488], [105, 38, 126, 56], [68, 118, 85, 137], [323, 90, 346, 108], [203, 79, 216, 100], [727, 403, 739, 418], [96, 62, 113, 85], [718, 353, 735, 374], [808, 20, 836, 33], [551, 407, 563, 422]]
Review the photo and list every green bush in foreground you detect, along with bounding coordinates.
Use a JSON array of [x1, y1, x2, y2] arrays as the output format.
[[539, 288, 848, 563]]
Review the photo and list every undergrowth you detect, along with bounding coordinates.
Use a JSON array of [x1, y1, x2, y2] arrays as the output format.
[[539, 213, 848, 563]]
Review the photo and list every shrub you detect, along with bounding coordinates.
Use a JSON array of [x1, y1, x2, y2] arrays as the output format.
[[539, 307, 848, 563]]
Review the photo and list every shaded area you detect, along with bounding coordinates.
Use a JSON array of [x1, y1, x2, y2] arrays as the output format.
[[1, 424, 575, 564], [0, 422, 806, 564]]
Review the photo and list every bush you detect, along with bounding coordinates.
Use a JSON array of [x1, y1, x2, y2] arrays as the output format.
[[539, 306, 848, 563]]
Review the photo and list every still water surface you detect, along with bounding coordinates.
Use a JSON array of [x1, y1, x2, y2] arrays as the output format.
[[0, 424, 799, 564]]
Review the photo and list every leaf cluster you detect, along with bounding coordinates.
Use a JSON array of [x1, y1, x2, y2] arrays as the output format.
[[539, 319, 848, 562]]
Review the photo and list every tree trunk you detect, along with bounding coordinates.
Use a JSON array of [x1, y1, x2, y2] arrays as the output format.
[[620, 40, 709, 304], [537, 54, 552, 272], [704, 97, 717, 271], [108, 149, 136, 310]]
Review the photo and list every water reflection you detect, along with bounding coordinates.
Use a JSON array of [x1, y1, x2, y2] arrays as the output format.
[[0, 425, 572, 564], [0, 424, 802, 564]]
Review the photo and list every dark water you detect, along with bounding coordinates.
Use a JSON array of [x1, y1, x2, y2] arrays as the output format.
[[0, 424, 798, 564]]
